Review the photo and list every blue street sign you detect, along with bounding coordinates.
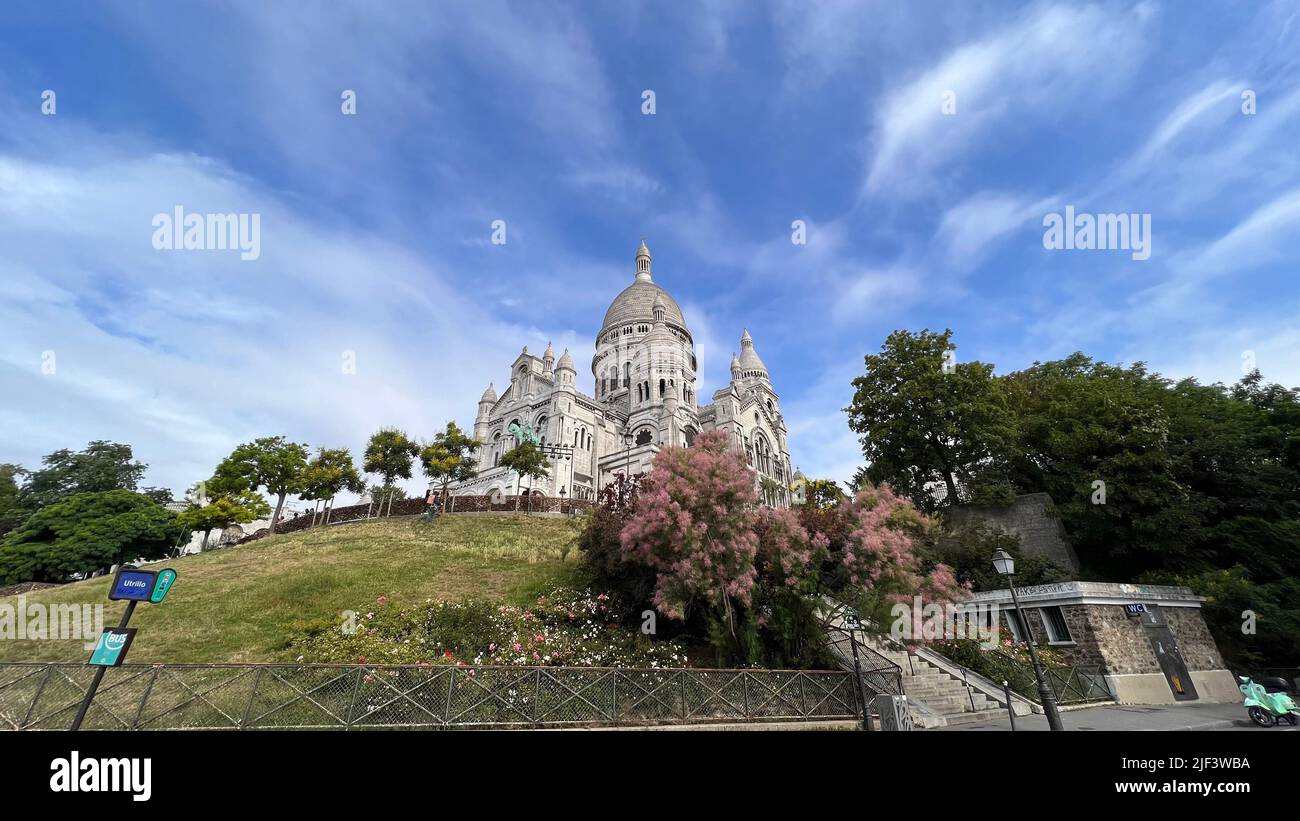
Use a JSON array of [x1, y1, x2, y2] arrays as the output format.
[[88, 628, 137, 667], [109, 567, 157, 601], [150, 568, 177, 604], [1124, 603, 1147, 617]]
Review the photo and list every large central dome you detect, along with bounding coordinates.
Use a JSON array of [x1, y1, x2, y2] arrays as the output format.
[[599, 240, 688, 336]]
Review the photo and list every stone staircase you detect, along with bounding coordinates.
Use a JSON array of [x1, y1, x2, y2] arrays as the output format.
[[864, 639, 1009, 728], [817, 598, 1025, 728]]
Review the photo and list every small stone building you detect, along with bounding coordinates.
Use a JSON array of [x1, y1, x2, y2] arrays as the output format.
[[968, 582, 1239, 705]]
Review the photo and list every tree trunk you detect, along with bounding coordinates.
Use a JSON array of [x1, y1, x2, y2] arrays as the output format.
[[201, 528, 213, 550], [942, 470, 959, 506], [270, 492, 286, 533], [326, 495, 335, 524]]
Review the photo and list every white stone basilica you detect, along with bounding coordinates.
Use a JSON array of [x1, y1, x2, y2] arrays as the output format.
[[449, 241, 793, 507]]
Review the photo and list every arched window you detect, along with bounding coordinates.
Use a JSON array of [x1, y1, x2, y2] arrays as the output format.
[[636, 429, 653, 446], [659, 378, 666, 397]]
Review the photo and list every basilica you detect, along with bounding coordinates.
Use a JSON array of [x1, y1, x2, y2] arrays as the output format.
[[449, 240, 794, 507]]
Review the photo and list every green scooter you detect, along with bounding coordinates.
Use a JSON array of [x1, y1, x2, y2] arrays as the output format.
[[1238, 675, 1300, 727]]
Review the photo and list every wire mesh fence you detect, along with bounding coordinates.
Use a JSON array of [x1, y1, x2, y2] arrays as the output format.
[[0, 663, 863, 730]]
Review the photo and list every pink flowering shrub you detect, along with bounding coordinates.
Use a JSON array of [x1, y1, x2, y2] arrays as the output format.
[[753, 506, 824, 592], [591, 430, 965, 666], [620, 431, 759, 625], [839, 485, 967, 607]]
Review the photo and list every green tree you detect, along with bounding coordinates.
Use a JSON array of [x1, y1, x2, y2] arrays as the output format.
[[846, 329, 1016, 511], [301, 447, 364, 523], [0, 490, 181, 584], [140, 487, 174, 505], [498, 441, 550, 511], [801, 478, 846, 510], [420, 422, 481, 510], [927, 520, 1067, 592], [1003, 355, 1211, 579], [177, 491, 270, 550], [211, 436, 310, 534], [20, 440, 147, 510], [0, 463, 26, 538], [363, 428, 421, 515]]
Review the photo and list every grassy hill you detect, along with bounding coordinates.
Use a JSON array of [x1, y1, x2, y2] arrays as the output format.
[[0, 515, 586, 664]]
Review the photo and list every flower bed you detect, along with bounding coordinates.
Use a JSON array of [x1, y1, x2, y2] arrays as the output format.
[[289, 587, 685, 668]]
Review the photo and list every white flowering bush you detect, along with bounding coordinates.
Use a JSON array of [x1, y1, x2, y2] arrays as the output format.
[[289, 587, 685, 668]]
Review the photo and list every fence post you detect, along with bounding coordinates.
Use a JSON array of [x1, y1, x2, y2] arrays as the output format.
[[344, 667, 363, 730], [680, 671, 688, 721], [1003, 680, 1017, 731], [240, 667, 265, 729], [445, 667, 456, 724], [130, 667, 161, 730], [20, 665, 55, 729], [532, 668, 542, 727], [742, 671, 751, 720], [611, 670, 618, 724]]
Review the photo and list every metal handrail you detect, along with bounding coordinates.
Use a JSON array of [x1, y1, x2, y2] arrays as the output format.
[[815, 597, 906, 697], [924, 645, 1114, 705]]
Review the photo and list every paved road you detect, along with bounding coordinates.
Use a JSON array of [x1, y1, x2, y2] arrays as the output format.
[[933, 701, 1300, 732]]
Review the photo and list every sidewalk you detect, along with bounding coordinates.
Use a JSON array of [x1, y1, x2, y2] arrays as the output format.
[[932, 701, 1272, 731]]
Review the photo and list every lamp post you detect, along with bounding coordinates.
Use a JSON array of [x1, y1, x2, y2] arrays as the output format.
[[992, 549, 1065, 732], [620, 431, 634, 505], [559, 485, 567, 517]]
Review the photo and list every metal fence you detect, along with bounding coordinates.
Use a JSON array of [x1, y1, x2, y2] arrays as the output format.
[[0, 663, 863, 730], [960, 650, 1114, 705]]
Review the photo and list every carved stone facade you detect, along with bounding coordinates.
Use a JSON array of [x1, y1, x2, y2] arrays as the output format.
[[448, 241, 794, 506]]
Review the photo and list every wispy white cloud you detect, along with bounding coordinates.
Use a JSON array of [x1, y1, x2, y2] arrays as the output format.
[[864, 2, 1153, 195]]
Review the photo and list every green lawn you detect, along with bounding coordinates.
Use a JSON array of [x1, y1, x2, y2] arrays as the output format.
[[0, 515, 587, 663]]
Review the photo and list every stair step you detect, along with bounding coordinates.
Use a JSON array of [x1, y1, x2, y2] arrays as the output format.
[[938, 709, 1009, 726]]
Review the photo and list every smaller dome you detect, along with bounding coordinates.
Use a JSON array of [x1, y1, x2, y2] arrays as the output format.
[[556, 348, 575, 371], [543, 341, 554, 360], [737, 328, 769, 378], [480, 383, 498, 403]]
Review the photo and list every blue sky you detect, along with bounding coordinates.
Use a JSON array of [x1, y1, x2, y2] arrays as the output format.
[[2, 1, 1299, 499]]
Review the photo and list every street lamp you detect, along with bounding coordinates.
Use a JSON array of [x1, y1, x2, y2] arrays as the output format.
[[620, 431, 634, 505], [992, 549, 1065, 732], [559, 485, 567, 517]]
